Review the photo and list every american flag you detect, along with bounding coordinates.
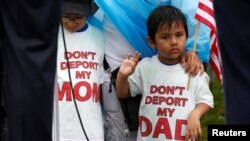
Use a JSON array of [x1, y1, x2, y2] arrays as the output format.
[[195, 0, 223, 84]]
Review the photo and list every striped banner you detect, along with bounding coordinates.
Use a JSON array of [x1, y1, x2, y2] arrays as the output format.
[[195, 0, 223, 84]]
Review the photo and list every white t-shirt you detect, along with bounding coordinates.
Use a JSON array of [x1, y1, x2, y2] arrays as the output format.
[[128, 55, 214, 141], [56, 24, 105, 141]]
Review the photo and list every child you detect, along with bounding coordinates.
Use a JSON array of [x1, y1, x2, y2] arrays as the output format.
[[116, 5, 214, 141], [56, 0, 105, 140]]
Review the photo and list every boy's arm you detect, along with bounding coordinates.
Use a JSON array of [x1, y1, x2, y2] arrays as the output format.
[[186, 103, 211, 141], [116, 53, 141, 99], [116, 73, 131, 98]]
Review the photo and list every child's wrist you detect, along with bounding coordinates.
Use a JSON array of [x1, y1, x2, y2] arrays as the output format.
[[117, 72, 129, 79]]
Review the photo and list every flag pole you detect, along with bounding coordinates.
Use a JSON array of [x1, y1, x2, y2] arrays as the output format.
[[187, 21, 200, 90]]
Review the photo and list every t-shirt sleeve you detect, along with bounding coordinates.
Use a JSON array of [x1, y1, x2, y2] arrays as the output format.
[[128, 61, 143, 97], [96, 28, 105, 84], [99, 64, 107, 84], [194, 72, 214, 108]]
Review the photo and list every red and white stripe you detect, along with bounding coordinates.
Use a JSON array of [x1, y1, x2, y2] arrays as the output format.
[[195, 0, 223, 84]]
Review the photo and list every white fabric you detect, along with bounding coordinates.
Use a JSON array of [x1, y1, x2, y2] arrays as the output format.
[[56, 24, 105, 141], [103, 16, 136, 71], [128, 55, 214, 141]]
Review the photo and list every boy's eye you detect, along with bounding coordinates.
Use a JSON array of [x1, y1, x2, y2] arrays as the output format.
[[162, 35, 169, 39], [73, 15, 84, 19], [62, 15, 69, 18], [176, 33, 184, 37]]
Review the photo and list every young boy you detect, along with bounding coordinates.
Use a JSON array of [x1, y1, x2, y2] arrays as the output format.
[[56, 0, 105, 140], [116, 5, 214, 141]]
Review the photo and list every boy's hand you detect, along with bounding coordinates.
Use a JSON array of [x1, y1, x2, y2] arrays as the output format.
[[181, 51, 204, 76], [185, 110, 202, 141], [119, 52, 141, 78]]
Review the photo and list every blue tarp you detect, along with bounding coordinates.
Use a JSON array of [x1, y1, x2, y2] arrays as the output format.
[[90, 0, 211, 63]]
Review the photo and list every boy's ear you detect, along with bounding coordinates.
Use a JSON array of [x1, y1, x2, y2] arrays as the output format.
[[147, 36, 156, 49]]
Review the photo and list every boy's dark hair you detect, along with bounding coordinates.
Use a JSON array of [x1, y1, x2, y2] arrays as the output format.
[[147, 5, 188, 42], [62, 0, 92, 16]]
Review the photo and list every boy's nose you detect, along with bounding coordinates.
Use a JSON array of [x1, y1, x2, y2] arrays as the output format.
[[171, 37, 177, 45]]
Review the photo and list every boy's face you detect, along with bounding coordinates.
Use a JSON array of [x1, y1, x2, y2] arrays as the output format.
[[147, 22, 187, 65], [62, 13, 87, 32]]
